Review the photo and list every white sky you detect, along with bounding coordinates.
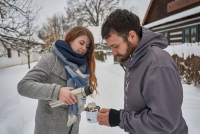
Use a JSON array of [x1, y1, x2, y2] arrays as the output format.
[[35, 0, 151, 26]]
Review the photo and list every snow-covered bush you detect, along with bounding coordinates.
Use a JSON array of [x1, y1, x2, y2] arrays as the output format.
[[165, 43, 200, 86]]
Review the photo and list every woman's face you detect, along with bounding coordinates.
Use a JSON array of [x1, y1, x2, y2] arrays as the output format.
[[70, 35, 90, 55]]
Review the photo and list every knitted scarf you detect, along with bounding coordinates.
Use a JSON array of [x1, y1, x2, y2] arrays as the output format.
[[51, 40, 90, 127]]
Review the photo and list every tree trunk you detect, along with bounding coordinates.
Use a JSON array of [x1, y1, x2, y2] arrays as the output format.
[[28, 54, 30, 69]]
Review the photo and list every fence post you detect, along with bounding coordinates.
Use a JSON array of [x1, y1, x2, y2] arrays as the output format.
[[114, 55, 119, 64]]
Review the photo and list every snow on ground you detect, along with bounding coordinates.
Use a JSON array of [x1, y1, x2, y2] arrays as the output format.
[[0, 62, 38, 134], [0, 55, 200, 134], [182, 84, 200, 134]]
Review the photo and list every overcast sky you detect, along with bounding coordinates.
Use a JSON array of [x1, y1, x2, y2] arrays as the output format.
[[35, 0, 150, 26]]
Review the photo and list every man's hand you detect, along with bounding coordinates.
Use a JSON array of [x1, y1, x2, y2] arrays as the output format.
[[97, 108, 110, 126]]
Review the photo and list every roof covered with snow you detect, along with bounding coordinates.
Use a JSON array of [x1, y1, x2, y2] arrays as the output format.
[[20, 34, 46, 45], [0, 23, 45, 45], [143, 6, 200, 28], [1, 33, 45, 45]]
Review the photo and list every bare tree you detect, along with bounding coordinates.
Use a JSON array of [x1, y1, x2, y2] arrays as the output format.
[[38, 13, 68, 51], [17, 11, 45, 69], [64, 0, 138, 27], [0, 0, 43, 62], [0, 27, 45, 69], [16, 39, 44, 69]]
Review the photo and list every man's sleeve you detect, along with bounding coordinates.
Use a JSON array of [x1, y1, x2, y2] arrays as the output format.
[[119, 67, 183, 133]]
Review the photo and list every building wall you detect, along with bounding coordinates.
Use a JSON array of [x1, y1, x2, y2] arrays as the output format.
[[0, 44, 40, 68], [149, 13, 200, 45], [144, 0, 174, 25], [168, 1, 200, 16], [143, 0, 200, 25], [199, 24, 200, 41]]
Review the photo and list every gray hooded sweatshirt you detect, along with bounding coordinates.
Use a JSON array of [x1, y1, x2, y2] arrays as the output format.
[[109, 27, 188, 134]]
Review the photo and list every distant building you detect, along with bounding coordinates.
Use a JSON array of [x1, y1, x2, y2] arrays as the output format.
[[87, 26, 111, 50], [142, 0, 200, 45], [0, 35, 45, 68]]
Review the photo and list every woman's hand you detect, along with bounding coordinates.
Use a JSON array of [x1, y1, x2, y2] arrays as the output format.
[[58, 87, 78, 105]]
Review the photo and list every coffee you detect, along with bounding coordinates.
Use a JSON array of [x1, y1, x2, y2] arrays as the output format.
[[87, 102, 96, 110]]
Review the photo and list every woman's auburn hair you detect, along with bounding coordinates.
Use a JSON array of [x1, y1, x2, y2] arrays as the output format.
[[65, 26, 98, 96]]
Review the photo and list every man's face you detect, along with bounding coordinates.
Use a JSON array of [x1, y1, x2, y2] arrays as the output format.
[[105, 32, 136, 63]]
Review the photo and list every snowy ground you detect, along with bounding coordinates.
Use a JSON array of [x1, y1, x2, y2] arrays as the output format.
[[0, 55, 200, 134]]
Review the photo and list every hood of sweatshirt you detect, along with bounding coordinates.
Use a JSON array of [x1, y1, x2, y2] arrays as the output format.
[[121, 27, 168, 69]]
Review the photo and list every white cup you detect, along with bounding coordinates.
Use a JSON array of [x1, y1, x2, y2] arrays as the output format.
[[85, 106, 100, 123]]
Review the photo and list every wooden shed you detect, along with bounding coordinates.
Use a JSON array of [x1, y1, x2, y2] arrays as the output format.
[[142, 0, 200, 45]]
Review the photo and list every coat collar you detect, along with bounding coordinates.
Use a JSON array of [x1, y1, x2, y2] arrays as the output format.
[[51, 54, 67, 81]]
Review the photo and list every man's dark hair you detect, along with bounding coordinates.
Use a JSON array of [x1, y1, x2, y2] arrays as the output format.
[[101, 9, 142, 42]]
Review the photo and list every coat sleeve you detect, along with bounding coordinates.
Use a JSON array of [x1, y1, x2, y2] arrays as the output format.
[[17, 53, 61, 100], [119, 67, 183, 133]]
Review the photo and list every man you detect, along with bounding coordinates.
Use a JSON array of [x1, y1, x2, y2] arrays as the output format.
[[97, 9, 188, 134]]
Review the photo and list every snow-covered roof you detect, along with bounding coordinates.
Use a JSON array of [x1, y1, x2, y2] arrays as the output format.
[[32, 34, 46, 44], [0, 23, 45, 44], [0, 31, 45, 45], [87, 26, 105, 44], [20, 34, 45, 45], [143, 6, 200, 28]]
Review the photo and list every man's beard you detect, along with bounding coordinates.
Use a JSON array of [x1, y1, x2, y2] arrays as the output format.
[[117, 41, 136, 63]]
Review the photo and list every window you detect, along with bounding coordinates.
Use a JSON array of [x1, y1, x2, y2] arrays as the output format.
[[184, 28, 189, 43], [7, 48, 11, 58], [18, 50, 20, 57], [191, 27, 197, 43], [183, 25, 199, 43], [161, 31, 169, 45]]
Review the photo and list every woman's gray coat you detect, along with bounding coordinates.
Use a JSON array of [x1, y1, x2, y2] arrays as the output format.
[[18, 52, 80, 134]]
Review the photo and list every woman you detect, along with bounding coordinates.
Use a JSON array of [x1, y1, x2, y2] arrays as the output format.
[[18, 26, 98, 134]]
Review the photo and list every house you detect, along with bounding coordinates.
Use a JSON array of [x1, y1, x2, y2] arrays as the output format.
[[0, 35, 45, 68], [142, 0, 200, 45], [87, 26, 110, 50]]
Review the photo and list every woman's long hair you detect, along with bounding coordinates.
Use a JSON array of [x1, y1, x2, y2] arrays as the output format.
[[65, 26, 98, 96]]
